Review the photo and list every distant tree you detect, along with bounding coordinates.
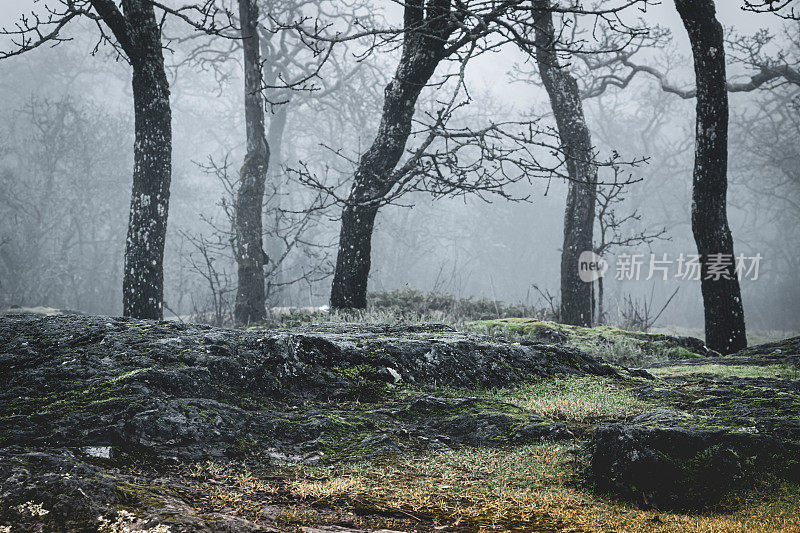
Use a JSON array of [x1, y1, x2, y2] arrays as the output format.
[[174, 0, 383, 313], [0, 0, 232, 319], [593, 174, 668, 324], [0, 97, 130, 312]]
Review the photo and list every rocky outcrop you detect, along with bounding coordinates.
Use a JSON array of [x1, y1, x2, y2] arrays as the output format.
[[0, 313, 619, 531], [2, 313, 798, 529], [588, 422, 800, 508], [0, 313, 613, 461]]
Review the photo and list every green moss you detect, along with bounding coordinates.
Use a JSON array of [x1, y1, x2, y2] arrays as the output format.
[[114, 480, 167, 510], [423, 375, 652, 423], [107, 368, 147, 383], [465, 319, 706, 366], [331, 363, 378, 380]]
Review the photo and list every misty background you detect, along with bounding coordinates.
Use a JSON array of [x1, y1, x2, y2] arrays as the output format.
[[0, 0, 797, 333]]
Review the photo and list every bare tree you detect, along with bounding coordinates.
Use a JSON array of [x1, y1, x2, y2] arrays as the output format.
[[675, 0, 746, 354], [0, 0, 232, 319], [577, 23, 800, 98], [593, 174, 668, 324], [179, 229, 237, 325], [300, 0, 648, 309], [171, 0, 383, 313], [0, 96, 130, 312], [182, 152, 333, 320], [234, 0, 270, 324], [742, 0, 799, 20], [532, 0, 598, 327], [577, 13, 800, 351], [327, 0, 460, 309]]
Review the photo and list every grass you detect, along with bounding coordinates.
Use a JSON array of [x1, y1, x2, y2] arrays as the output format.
[[476, 376, 653, 422], [290, 445, 570, 528], [401, 375, 652, 423], [173, 444, 800, 532], [166, 376, 799, 532], [466, 318, 705, 366], [651, 364, 800, 380], [287, 445, 800, 532], [591, 335, 681, 366]]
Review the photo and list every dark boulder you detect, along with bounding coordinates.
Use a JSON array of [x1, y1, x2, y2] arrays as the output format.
[[588, 422, 800, 508]]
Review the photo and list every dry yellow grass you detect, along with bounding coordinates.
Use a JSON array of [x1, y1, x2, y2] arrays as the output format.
[[289, 445, 800, 532]]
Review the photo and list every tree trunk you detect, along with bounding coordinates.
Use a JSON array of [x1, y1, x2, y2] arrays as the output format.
[[676, 0, 746, 354], [329, 0, 450, 309], [597, 276, 604, 325], [265, 105, 288, 296], [533, 0, 597, 327], [233, 0, 270, 325], [330, 204, 380, 308], [122, 1, 172, 320]]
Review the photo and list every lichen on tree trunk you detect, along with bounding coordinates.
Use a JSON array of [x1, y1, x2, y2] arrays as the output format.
[[121, 1, 172, 320], [675, 0, 746, 354]]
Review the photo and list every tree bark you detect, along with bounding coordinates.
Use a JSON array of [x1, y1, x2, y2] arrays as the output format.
[[597, 276, 604, 325], [265, 105, 288, 294], [675, 0, 747, 354], [329, 0, 451, 309], [120, 0, 173, 320], [533, 0, 597, 327], [233, 0, 270, 325]]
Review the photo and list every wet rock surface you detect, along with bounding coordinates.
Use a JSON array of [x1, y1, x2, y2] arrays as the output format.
[[0, 313, 613, 460]]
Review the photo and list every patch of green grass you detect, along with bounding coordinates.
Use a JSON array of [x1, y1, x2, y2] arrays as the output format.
[[488, 376, 652, 422], [291, 444, 570, 528], [431, 375, 652, 423], [651, 364, 800, 380], [465, 318, 706, 366], [592, 336, 659, 366]]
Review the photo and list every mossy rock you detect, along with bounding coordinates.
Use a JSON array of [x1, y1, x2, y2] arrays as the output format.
[[466, 318, 710, 366], [588, 422, 800, 509]]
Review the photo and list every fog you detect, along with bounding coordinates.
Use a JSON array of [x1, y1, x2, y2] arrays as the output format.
[[0, 0, 797, 335]]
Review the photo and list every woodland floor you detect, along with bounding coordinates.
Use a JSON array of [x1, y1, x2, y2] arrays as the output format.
[[0, 312, 798, 532]]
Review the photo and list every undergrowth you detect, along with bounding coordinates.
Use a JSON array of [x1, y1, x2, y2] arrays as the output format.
[[177, 445, 800, 532]]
